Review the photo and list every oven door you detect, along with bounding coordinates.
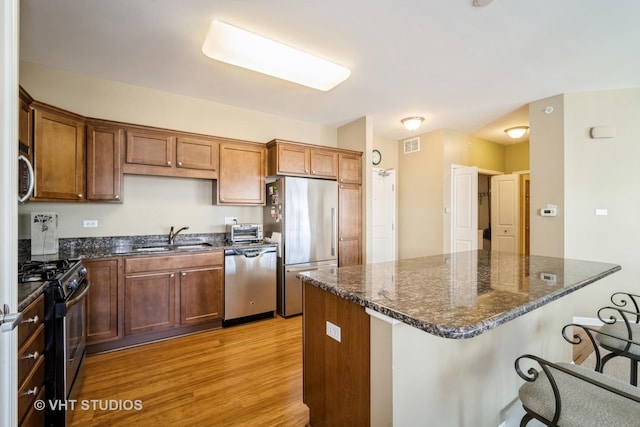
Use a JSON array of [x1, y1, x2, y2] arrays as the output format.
[[64, 280, 90, 400]]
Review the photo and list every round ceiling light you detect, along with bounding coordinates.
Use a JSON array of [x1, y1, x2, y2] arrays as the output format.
[[504, 126, 529, 139], [401, 117, 425, 131]]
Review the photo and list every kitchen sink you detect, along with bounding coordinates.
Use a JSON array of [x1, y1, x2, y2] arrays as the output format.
[[131, 242, 213, 252]]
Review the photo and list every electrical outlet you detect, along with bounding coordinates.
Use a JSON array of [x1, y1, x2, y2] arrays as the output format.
[[326, 321, 341, 342], [540, 272, 556, 282], [224, 217, 238, 225], [83, 220, 98, 228]]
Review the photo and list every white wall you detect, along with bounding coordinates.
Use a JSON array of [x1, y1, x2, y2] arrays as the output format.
[[562, 88, 640, 316], [19, 62, 338, 238]]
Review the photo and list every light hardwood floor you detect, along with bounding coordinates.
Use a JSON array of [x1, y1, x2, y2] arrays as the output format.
[[71, 316, 309, 427]]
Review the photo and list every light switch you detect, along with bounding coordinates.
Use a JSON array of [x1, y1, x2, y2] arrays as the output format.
[[595, 209, 608, 216]]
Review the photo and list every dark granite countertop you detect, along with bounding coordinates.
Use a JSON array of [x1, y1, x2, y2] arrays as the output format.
[[297, 250, 621, 339], [17, 233, 277, 310]]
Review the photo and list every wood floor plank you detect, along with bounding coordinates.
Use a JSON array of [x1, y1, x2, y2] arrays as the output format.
[[71, 316, 309, 426]]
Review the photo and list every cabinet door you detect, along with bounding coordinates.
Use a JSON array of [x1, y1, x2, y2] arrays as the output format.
[[217, 142, 266, 205], [310, 149, 338, 179], [338, 184, 362, 266], [277, 143, 309, 175], [338, 152, 362, 185], [85, 258, 121, 344], [19, 93, 32, 155], [33, 108, 85, 200], [125, 129, 174, 167], [176, 136, 219, 173], [179, 266, 223, 325], [86, 124, 123, 202], [125, 271, 176, 335]]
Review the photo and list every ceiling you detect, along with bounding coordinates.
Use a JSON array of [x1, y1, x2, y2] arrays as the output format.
[[19, 0, 640, 144]]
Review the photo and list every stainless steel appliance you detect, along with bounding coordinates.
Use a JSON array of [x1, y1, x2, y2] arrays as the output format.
[[34, 259, 90, 427], [224, 246, 276, 323], [225, 223, 264, 244], [18, 154, 34, 203], [264, 177, 338, 317]]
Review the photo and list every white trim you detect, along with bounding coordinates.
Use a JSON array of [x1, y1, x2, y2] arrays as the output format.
[[366, 308, 401, 325], [572, 316, 604, 327], [0, 1, 20, 425], [477, 168, 504, 176]]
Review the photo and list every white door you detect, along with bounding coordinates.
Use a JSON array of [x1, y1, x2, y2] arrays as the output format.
[[491, 174, 520, 253], [1, 1, 20, 425], [452, 166, 478, 253], [371, 169, 396, 263]]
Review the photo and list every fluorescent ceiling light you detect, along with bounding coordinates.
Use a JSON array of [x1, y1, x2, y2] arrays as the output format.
[[202, 20, 351, 91], [504, 126, 529, 139]]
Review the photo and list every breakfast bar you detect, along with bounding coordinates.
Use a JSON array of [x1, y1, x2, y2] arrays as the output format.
[[298, 250, 621, 426]]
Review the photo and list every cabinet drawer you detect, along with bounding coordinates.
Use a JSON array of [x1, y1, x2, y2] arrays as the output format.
[[18, 296, 44, 349], [18, 323, 44, 388], [125, 251, 223, 274], [19, 386, 45, 427], [18, 355, 44, 424]]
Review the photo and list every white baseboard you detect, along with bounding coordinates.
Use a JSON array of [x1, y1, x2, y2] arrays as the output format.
[[572, 316, 604, 326]]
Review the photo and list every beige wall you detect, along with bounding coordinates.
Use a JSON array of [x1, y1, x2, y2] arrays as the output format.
[[373, 135, 398, 171], [529, 94, 565, 257], [397, 130, 445, 259], [562, 88, 640, 316], [504, 141, 530, 173], [18, 62, 338, 239]]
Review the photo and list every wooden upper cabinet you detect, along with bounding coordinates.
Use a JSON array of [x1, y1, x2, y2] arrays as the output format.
[[32, 104, 86, 201], [274, 143, 310, 175], [18, 87, 33, 155], [339, 152, 362, 185], [215, 142, 266, 205], [176, 136, 219, 172], [309, 149, 338, 179], [86, 123, 123, 202], [125, 129, 174, 168]]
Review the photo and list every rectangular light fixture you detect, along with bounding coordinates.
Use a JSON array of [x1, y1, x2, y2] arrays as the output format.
[[201, 20, 351, 91]]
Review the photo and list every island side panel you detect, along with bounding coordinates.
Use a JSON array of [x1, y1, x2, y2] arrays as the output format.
[[303, 283, 370, 426], [374, 296, 571, 427]]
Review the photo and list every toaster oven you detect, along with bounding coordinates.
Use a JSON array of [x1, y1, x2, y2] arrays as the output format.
[[226, 224, 264, 244]]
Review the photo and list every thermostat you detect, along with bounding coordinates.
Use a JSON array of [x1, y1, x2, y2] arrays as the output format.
[[540, 207, 557, 217]]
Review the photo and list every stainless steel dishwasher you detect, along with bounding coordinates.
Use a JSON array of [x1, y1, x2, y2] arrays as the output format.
[[224, 246, 277, 323]]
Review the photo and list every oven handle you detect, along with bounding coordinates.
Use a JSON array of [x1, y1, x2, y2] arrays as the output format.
[[66, 280, 91, 310]]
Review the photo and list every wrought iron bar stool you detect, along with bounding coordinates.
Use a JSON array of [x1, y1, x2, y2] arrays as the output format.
[[515, 353, 640, 426], [594, 292, 640, 386]]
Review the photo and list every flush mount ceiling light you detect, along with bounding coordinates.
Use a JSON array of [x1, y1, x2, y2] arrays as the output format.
[[504, 126, 529, 139], [401, 117, 425, 131], [201, 20, 351, 91]]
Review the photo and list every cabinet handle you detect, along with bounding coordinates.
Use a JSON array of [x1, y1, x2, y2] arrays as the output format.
[[177, 162, 182, 167], [22, 315, 38, 324], [170, 273, 175, 278], [167, 161, 172, 166], [340, 238, 344, 241], [181, 272, 186, 276], [305, 169, 309, 173], [114, 195, 120, 200], [21, 351, 39, 360], [78, 194, 83, 199], [21, 386, 38, 397], [340, 185, 344, 189]]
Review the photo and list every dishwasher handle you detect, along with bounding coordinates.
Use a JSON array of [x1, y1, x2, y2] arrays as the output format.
[[225, 247, 277, 258]]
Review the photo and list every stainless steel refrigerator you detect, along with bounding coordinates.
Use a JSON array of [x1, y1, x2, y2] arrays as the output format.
[[264, 177, 338, 317]]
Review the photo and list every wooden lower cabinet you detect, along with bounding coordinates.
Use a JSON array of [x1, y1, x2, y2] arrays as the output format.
[[179, 266, 223, 325], [125, 271, 177, 335], [85, 258, 122, 345], [17, 296, 45, 427], [338, 183, 362, 266], [303, 282, 370, 426]]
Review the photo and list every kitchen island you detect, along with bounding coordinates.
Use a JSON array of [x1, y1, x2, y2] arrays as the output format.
[[298, 250, 621, 427]]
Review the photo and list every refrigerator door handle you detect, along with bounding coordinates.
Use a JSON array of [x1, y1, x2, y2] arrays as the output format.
[[331, 207, 336, 256]]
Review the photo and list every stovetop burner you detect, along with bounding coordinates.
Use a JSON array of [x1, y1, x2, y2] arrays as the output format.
[[18, 259, 74, 284]]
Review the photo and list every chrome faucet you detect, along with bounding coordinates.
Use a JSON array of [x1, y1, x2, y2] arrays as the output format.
[[168, 225, 189, 245]]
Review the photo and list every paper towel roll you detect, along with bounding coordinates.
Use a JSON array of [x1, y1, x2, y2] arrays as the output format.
[[270, 232, 282, 257]]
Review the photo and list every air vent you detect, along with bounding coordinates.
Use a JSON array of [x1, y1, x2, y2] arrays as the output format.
[[403, 137, 421, 154]]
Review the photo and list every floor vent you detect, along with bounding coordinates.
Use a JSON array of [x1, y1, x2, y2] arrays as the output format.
[[403, 137, 421, 154]]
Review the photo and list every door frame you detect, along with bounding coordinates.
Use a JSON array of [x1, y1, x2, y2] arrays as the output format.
[[371, 168, 396, 262], [1, 0, 20, 425]]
